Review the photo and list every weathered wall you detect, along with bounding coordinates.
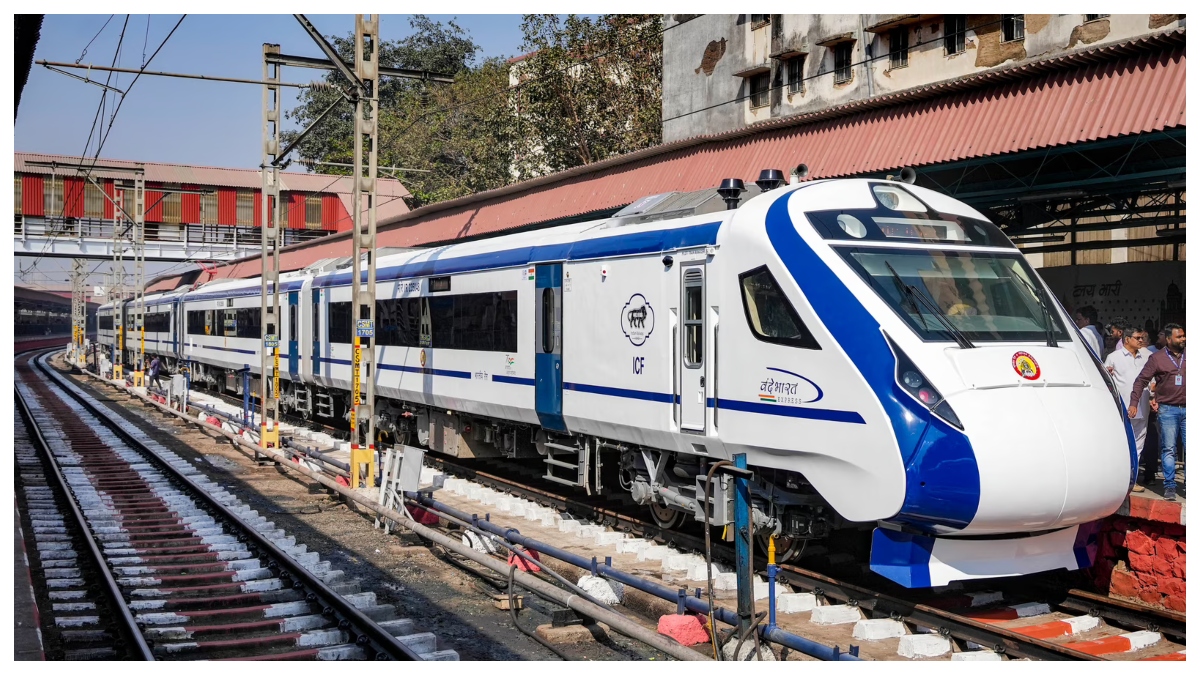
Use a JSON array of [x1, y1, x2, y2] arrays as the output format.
[[662, 14, 1185, 143]]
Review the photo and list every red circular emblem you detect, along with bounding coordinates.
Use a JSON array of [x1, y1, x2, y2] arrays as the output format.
[[1012, 351, 1041, 381]]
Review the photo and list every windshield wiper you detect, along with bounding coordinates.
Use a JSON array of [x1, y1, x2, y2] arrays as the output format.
[[884, 261, 928, 330], [1012, 272, 1059, 348], [884, 262, 976, 349]]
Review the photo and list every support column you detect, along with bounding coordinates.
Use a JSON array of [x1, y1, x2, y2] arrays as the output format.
[[71, 258, 86, 367], [734, 452, 753, 640], [132, 173, 145, 387], [112, 189, 125, 380], [349, 14, 380, 489], [259, 43, 283, 450]]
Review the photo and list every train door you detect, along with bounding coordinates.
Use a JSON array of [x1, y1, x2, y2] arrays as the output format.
[[679, 263, 707, 433], [534, 264, 566, 431], [173, 298, 184, 357], [311, 288, 321, 379], [287, 291, 300, 377]]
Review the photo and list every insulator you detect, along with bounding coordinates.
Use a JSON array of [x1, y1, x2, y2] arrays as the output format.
[[307, 81, 337, 92]]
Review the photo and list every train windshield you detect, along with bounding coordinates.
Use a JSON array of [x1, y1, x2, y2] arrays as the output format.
[[837, 247, 1072, 343]]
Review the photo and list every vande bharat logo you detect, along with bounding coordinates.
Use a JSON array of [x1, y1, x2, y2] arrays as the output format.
[[758, 367, 824, 405], [1012, 351, 1041, 381], [621, 294, 655, 346]]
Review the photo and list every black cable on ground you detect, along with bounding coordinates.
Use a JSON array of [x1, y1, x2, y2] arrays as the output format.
[[509, 564, 574, 661]]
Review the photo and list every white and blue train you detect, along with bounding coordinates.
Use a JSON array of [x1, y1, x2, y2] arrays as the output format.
[[97, 177, 1136, 588]]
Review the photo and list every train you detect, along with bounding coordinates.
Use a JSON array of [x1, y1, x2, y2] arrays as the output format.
[[96, 176, 1137, 588]]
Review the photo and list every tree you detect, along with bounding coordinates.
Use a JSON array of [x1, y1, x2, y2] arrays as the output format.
[[511, 14, 663, 179]]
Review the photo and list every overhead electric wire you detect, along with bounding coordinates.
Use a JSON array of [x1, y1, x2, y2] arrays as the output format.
[[75, 14, 115, 64], [661, 16, 1008, 124]]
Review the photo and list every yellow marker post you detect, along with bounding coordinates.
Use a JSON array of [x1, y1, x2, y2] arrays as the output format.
[[349, 338, 373, 488], [113, 326, 124, 380]]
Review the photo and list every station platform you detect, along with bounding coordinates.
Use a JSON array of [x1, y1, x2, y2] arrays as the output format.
[[1094, 475, 1186, 614], [13, 501, 44, 660]]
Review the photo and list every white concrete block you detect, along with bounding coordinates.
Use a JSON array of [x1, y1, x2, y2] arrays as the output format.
[[721, 640, 775, 661], [810, 604, 863, 625], [853, 618, 907, 641], [577, 524, 603, 539], [685, 561, 729, 581], [480, 490, 500, 505], [637, 545, 667, 561], [465, 486, 482, 500], [1010, 601, 1051, 618], [952, 651, 1002, 661], [594, 531, 625, 546], [662, 554, 694, 571], [577, 574, 624, 605], [509, 503, 527, 517], [618, 539, 649, 555], [713, 573, 739, 591], [558, 520, 581, 534], [898, 634, 951, 659], [966, 591, 1003, 607], [1124, 630, 1162, 651], [753, 578, 771, 601], [776, 593, 818, 613], [1064, 615, 1101, 634]]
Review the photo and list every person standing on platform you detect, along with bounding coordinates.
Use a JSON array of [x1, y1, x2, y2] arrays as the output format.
[[1130, 323, 1186, 501], [1074, 305, 1104, 358], [1106, 323, 1152, 492], [148, 356, 162, 390]]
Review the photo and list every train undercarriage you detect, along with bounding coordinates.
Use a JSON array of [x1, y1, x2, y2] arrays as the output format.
[[146, 355, 848, 563]]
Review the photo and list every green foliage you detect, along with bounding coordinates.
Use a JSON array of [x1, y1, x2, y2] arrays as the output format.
[[284, 14, 663, 210]]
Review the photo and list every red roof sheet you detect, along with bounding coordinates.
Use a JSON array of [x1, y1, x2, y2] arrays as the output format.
[[143, 30, 1185, 292]]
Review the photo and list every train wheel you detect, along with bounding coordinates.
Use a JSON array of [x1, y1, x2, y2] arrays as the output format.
[[756, 534, 806, 564], [649, 502, 683, 530]]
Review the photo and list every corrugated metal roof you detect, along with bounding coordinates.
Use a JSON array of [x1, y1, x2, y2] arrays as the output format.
[[15, 151, 412, 230], [142, 30, 1185, 291]]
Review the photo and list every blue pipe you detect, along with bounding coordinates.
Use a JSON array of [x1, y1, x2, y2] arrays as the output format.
[[410, 492, 859, 661]]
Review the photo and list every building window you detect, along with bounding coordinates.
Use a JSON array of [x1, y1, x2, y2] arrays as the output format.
[[305, 194, 323, 229], [84, 180, 105, 218], [15, 176, 22, 215], [1002, 14, 1025, 42], [200, 191, 218, 224], [750, 14, 770, 29], [161, 186, 182, 224], [236, 190, 254, 226], [834, 42, 853, 84], [44, 176, 63, 217], [749, 72, 770, 108], [787, 56, 805, 94], [1085, 14, 1109, 21], [889, 27, 909, 69], [945, 15, 967, 55]]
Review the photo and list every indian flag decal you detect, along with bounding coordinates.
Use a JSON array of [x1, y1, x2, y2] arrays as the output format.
[[527, 267, 536, 280], [759, 393, 776, 402]]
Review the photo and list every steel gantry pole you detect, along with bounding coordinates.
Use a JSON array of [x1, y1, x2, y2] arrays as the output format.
[[133, 173, 146, 388], [259, 43, 283, 451], [71, 258, 86, 366], [349, 14, 380, 489], [112, 188, 126, 380]]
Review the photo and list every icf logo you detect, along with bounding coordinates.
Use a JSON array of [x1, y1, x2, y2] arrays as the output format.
[[621, 294, 655, 346]]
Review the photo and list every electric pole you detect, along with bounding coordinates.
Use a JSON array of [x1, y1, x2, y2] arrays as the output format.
[[133, 173, 145, 387], [349, 14, 380, 489], [71, 257, 86, 366], [259, 43, 283, 451], [112, 187, 126, 380]]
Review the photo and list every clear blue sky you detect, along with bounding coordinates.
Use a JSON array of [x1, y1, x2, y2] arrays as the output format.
[[16, 14, 537, 170]]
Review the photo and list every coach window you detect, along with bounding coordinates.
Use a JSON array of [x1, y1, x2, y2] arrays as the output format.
[[684, 269, 704, 367], [542, 288, 555, 353], [330, 301, 353, 343], [739, 266, 821, 349]]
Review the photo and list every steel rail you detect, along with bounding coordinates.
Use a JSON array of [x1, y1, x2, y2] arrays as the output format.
[[15, 355, 155, 661], [1057, 588, 1186, 642], [31, 352, 422, 662]]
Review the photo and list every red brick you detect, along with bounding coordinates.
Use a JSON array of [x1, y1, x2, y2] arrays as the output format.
[[657, 614, 710, 646], [1163, 595, 1187, 613], [407, 506, 441, 526], [1177, 540, 1186, 553], [1138, 588, 1163, 605], [1125, 530, 1156, 556], [1158, 577, 1186, 599], [1128, 552, 1155, 573], [1157, 538, 1180, 563], [508, 547, 541, 573], [1152, 556, 1174, 578], [1109, 568, 1141, 598], [1171, 557, 1186, 579]]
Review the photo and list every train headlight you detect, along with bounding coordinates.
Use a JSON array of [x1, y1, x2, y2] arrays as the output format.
[[887, 335, 963, 430]]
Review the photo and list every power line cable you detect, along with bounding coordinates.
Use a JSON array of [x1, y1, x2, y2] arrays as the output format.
[[76, 14, 115, 64]]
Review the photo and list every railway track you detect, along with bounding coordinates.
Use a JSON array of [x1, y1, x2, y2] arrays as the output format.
[[14, 350, 453, 661], [425, 454, 1186, 661]]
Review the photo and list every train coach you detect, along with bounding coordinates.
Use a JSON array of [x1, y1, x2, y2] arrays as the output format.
[[107, 175, 1137, 588]]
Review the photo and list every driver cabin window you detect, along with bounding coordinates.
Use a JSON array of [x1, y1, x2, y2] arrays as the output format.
[[739, 266, 821, 349], [684, 268, 704, 367]]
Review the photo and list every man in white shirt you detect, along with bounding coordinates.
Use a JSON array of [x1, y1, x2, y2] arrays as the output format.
[[1105, 323, 1151, 491], [1074, 305, 1104, 358]]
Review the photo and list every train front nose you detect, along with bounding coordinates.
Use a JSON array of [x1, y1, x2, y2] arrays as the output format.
[[948, 372, 1133, 535]]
